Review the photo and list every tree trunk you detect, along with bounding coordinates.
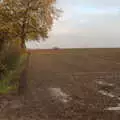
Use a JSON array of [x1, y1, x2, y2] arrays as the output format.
[[0, 40, 5, 52], [20, 38, 26, 49]]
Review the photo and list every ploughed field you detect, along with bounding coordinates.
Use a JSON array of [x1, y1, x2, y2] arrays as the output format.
[[1, 48, 120, 120]]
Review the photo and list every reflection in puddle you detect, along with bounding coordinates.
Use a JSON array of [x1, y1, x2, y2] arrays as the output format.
[[105, 104, 120, 111], [98, 90, 115, 98], [106, 106, 120, 111], [96, 81, 114, 87], [98, 90, 120, 111], [49, 88, 72, 103]]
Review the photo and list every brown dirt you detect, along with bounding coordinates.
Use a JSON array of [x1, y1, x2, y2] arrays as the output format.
[[1, 48, 120, 120]]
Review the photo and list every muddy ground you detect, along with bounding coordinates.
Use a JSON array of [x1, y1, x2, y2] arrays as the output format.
[[1, 48, 120, 120]]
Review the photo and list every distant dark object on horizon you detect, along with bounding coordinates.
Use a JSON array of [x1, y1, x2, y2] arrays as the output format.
[[53, 47, 60, 50]]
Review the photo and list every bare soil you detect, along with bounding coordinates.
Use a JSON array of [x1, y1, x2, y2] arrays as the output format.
[[1, 48, 120, 120]]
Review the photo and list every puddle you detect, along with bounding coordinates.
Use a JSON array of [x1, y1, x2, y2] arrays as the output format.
[[98, 90, 120, 101], [106, 106, 120, 111], [99, 90, 120, 111], [105, 105, 120, 111], [96, 81, 114, 87], [49, 88, 72, 103], [98, 90, 115, 98], [105, 104, 120, 111]]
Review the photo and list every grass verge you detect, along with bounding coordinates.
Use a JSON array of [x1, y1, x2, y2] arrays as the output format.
[[0, 51, 28, 95]]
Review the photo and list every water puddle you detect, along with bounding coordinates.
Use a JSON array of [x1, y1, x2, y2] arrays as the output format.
[[96, 81, 114, 87], [105, 106, 120, 111], [105, 104, 120, 111], [98, 90, 115, 98], [98, 90, 120, 101], [49, 88, 72, 103], [99, 90, 120, 111]]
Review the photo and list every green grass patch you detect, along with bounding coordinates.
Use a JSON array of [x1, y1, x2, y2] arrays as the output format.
[[0, 50, 28, 94]]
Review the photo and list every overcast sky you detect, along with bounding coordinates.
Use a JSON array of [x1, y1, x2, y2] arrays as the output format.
[[26, 0, 120, 49]]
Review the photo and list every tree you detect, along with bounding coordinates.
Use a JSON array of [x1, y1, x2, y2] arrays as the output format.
[[0, 0, 60, 48]]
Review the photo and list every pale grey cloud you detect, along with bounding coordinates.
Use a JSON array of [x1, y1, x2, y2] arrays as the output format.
[[57, 0, 120, 7]]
